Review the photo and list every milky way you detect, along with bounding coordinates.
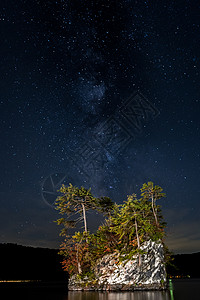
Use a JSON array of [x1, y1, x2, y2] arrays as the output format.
[[1, 0, 200, 253]]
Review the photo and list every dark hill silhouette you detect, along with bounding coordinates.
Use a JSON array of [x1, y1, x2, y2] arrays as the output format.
[[0, 243, 67, 281], [0, 243, 199, 280], [166, 252, 200, 278]]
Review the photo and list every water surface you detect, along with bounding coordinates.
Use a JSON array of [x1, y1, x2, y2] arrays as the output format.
[[66, 279, 200, 300], [3, 279, 200, 300]]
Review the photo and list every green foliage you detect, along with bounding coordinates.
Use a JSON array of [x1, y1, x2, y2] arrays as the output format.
[[95, 196, 115, 216], [55, 182, 167, 277], [140, 182, 166, 201], [55, 184, 95, 225], [140, 182, 166, 227]]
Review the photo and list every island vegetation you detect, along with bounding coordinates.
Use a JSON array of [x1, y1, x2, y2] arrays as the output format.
[[55, 181, 169, 283]]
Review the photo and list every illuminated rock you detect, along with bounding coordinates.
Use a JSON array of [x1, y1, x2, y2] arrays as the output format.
[[68, 240, 167, 291]]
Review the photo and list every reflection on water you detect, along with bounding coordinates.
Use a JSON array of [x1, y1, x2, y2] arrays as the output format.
[[168, 279, 174, 300], [67, 290, 171, 300], [66, 279, 200, 300], [4, 279, 200, 300]]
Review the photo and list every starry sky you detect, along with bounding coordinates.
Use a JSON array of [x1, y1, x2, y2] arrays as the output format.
[[1, 0, 200, 254]]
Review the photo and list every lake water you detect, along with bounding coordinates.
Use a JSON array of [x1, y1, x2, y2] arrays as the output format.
[[3, 279, 200, 300]]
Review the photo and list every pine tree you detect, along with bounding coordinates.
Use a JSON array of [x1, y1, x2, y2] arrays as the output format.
[[140, 182, 166, 227], [55, 183, 96, 234]]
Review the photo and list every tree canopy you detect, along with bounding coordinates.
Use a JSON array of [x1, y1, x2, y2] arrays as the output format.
[[55, 182, 167, 277]]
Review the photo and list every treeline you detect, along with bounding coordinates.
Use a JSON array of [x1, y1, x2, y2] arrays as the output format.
[[0, 243, 67, 281]]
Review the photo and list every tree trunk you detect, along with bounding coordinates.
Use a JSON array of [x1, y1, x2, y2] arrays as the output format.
[[81, 203, 87, 233], [135, 216, 141, 267], [76, 245, 82, 274], [151, 196, 158, 226]]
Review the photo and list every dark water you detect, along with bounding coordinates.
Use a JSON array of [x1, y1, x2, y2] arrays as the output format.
[[2, 279, 200, 300]]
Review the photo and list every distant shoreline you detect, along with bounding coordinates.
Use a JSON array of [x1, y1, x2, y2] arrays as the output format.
[[0, 280, 68, 290]]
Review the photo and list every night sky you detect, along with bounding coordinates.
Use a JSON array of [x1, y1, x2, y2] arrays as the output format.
[[1, 0, 200, 254]]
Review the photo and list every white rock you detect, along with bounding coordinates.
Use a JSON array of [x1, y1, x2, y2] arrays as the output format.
[[94, 240, 167, 290]]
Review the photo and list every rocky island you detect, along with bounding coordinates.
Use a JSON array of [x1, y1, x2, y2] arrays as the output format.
[[55, 182, 169, 291]]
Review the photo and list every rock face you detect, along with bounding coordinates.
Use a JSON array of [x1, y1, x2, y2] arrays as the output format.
[[68, 240, 167, 291]]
